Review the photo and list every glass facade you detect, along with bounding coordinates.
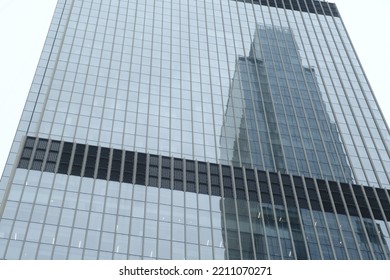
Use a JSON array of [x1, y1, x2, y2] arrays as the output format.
[[0, 0, 389, 259], [220, 25, 353, 182]]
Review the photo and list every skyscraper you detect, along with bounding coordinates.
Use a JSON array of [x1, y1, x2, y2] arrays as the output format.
[[0, 0, 389, 259]]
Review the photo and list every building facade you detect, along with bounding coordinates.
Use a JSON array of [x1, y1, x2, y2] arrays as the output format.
[[0, 0, 390, 259]]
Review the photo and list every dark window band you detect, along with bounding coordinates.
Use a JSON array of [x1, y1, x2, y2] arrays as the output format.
[[17, 136, 390, 222], [234, 0, 340, 17]]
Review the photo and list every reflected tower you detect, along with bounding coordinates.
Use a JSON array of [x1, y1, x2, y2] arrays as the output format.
[[220, 25, 353, 183], [220, 25, 387, 259]]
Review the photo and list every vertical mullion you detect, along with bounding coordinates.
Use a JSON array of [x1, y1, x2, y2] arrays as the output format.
[[264, 170, 284, 259], [336, 182, 366, 259], [289, 175, 322, 259], [299, 176, 335, 259], [349, 183, 389, 259]]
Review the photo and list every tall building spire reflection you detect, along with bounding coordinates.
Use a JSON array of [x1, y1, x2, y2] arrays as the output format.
[[220, 25, 353, 183]]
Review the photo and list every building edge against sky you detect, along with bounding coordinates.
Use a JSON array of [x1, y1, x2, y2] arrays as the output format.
[[0, 0, 390, 260]]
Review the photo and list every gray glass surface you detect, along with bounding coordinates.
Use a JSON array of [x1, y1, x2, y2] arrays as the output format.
[[0, 0, 389, 260]]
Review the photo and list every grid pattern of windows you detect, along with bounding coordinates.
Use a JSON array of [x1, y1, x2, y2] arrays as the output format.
[[0, 0, 390, 260]]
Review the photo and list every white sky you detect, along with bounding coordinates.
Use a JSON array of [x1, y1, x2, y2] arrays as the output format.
[[0, 0, 389, 176]]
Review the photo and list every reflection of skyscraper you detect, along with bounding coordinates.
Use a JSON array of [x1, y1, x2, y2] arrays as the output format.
[[1, 0, 390, 260], [220, 25, 353, 183], [220, 25, 388, 259]]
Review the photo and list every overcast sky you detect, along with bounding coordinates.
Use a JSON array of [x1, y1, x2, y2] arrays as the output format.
[[0, 0, 389, 176]]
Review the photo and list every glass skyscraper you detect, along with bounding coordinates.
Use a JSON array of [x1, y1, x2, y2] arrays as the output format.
[[0, 0, 389, 259]]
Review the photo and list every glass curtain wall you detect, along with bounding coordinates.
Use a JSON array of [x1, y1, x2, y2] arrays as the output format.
[[0, 0, 389, 260]]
